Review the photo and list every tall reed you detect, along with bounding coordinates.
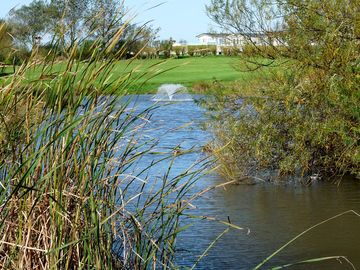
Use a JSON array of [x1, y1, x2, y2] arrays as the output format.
[[0, 14, 208, 269]]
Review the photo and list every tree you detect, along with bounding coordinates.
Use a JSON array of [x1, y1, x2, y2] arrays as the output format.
[[8, 0, 49, 49], [0, 21, 14, 63], [173, 46, 183, 58], [116, 24, 159, 57], [178, 39, 187, 46], [87, 0, 123, 48], [206, 0, 285, 54], [159, 38, 175, 58], [206, 0, 360, 179], [48, 0, 91, 47]]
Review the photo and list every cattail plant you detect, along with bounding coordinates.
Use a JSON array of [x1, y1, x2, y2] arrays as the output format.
[[0, 7, 214, 269]]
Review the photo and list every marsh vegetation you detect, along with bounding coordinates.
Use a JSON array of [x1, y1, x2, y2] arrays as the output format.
[[0, 0, 359, 269], [0, 4, 221, 269]]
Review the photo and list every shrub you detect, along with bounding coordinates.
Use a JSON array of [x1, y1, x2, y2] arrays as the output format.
[[206, 0, 360, 181], [187, 45, 217, 56], [221, 46, 241, 56]]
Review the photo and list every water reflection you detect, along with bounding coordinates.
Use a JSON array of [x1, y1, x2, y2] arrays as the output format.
[[126, 95, 360, 270], [180, 179, 360, 270]]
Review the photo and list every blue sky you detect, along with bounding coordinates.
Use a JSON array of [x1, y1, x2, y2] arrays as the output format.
[[1, 0, 34, 16], [129, 0, 212, 43], [1, 0, 212, 44]]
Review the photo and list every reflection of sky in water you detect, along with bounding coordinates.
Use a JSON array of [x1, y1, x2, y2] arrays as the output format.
[[119, 95, 211, 180], [116, 95, 360, 270]]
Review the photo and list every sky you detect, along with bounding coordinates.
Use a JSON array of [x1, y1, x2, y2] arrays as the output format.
[[0, 0, 213, 44], [128, 0, 212, 43]]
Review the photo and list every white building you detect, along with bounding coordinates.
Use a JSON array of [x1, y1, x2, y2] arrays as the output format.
[[196, 33, 278, 54], [197, 33, 249, 46]]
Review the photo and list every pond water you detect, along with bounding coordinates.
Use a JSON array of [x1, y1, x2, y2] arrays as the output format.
[[126, 95, 360, 270]]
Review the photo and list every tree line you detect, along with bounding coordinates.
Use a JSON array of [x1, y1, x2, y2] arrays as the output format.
[[0, 0, 161, 64]]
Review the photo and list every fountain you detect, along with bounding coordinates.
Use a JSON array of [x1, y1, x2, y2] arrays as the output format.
[[152, 84, 193, 102]]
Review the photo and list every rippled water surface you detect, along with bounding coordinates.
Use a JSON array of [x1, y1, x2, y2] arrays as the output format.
[[126, 95, 360, 270]]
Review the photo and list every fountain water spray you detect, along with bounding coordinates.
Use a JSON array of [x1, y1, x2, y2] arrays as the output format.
[[152, 84, 193, 102]]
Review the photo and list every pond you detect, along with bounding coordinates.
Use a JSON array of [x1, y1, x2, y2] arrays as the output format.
[[126, 95, 360, 270]]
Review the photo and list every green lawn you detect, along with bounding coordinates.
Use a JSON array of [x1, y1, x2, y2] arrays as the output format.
[[4, 56, 275, 94], [118, 56, 248, 93]]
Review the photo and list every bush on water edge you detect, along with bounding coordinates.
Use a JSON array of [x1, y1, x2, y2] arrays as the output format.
[[204, 0, 360, 182]]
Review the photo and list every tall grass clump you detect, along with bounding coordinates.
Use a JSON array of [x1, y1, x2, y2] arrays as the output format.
[[0, 10, 207, 269]]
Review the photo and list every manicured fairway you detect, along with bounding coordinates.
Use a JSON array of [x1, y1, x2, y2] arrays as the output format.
[[116, 56, 246, 92], [29, 56, 253, 93], [5, 56, 271, 94]]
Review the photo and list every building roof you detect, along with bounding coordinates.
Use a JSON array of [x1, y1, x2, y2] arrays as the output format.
[[196, 32, 266, 38]]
